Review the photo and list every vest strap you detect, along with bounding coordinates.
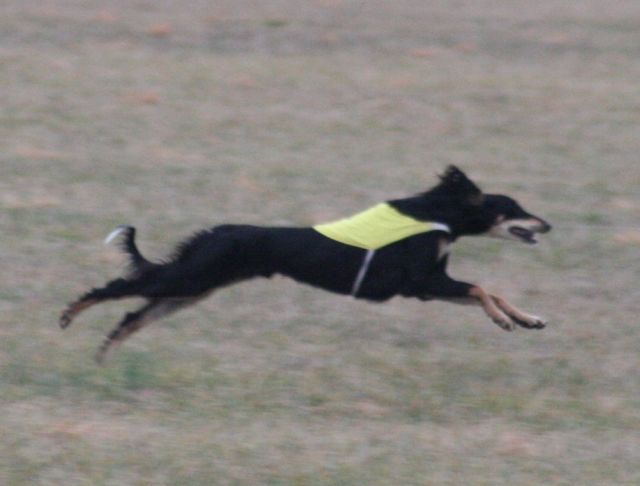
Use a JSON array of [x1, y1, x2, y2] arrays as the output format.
[[351, 249, 376, 297]]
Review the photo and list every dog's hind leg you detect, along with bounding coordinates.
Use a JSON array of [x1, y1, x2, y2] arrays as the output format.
[[60, 278, 143, 329], [95, 297, 197, 363]]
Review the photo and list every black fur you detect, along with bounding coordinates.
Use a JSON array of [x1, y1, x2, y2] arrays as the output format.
[[60, 166, 552, 362]]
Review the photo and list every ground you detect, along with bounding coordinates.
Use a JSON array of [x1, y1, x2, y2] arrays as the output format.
[[2, 1, 640, 484]]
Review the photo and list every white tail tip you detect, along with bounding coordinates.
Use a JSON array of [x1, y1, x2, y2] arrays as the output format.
[[104, 225, 128, 245]]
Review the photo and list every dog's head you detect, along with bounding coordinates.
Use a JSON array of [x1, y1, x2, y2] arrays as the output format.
[[435, 166, 552, 244], [483, 194, 552, 244]]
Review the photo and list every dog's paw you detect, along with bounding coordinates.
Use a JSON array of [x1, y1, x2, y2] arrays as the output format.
[[59, 310, 72, 329], [529, 316, 547, 329], [492, 315, 516, 331], [511, 314, 547, 330]]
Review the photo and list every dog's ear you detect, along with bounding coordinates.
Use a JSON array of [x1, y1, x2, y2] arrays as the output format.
[[438, 165, 484, 205]]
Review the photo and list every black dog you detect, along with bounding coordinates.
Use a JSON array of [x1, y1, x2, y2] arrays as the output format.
[[60, 166, 551, 362]]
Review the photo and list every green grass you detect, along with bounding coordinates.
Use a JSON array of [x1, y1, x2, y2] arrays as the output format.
[[2, 1, 640, 484]]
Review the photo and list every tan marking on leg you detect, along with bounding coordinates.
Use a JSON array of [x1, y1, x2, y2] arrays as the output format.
[[491, 295, 547, 329], [95, 301, 166, 364], [96, 316, 149, 364], [95, 298, 199, 364], [60, 299, 98, 329], [469, 286, 515, 331]]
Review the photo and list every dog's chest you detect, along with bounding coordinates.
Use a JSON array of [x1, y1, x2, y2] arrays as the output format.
[[437, 238, 451, 261]]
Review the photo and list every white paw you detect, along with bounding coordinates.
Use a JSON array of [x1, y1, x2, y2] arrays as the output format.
[[516, 314, 548, 329], [529, 315, 548, 329]]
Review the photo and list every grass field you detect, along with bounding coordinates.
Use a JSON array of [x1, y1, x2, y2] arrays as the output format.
[[2, 1, 640, 484]]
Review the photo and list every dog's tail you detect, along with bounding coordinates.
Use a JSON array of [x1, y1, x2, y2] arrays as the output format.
[[104, 225, 154, 275]]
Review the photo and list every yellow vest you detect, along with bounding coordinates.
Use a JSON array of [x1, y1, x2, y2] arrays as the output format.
[[313, 203, 450, 250]]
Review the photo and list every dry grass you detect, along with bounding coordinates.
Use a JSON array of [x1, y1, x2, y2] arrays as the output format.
[[2, 1, 640, 484]]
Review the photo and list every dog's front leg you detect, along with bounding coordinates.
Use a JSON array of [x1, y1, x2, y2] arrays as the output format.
[[490, 295, 547, 329], [418, 275, 516, 331], [466, 286, 516, 331]]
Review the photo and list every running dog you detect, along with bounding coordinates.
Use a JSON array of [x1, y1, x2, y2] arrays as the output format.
[[60, 166, 551, 362]]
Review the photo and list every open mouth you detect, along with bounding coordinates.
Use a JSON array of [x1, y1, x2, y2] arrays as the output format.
[[509, 226, 538, 244]]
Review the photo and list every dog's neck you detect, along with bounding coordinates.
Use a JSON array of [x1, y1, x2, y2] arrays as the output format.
[[388, 196, 494, 240]]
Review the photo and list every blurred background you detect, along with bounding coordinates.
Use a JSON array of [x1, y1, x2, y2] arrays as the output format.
[[2, 1, 640, 484]]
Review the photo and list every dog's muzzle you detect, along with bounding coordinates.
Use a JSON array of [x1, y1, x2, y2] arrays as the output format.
[[491, 219, 551, 244]]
